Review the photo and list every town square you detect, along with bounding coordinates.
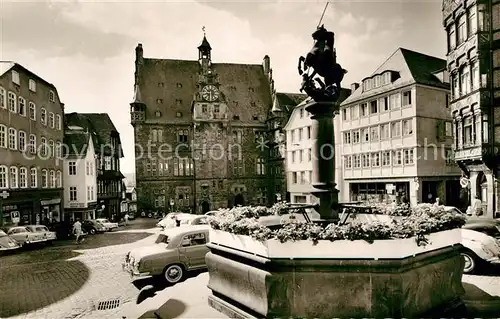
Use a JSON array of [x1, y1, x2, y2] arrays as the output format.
[[1, 0, 500, 318]]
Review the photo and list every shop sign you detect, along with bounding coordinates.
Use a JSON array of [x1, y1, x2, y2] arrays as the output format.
[[41, 198, 61, 206], [69, 202, 86, 208], [10, 211, 20, 224], [2, 204, 18, 212]]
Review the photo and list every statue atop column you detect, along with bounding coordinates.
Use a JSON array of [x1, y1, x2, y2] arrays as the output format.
[[298, 25, 347, 103]]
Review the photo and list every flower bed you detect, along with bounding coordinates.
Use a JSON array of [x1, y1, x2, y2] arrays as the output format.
[[207, 202, 467, 246]]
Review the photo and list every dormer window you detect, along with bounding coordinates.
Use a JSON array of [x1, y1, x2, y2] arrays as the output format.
[[176, 83, 183, 88], [250, 101, 256, 107], [176, 99, 182, 106], [202, 104, 208, 113], [214, 105, 220, 113], [158, 82, 165, 88], [176, 111, 182, 118], [233, 115, 240, 120], [155, 111, 162, 117], [384, 72, 391, 84], [156, 99, 163, 104], [248, 87, 254, 92]]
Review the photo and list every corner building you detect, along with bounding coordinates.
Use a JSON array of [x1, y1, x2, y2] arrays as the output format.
[[443, 0, 500, 217], [131, 37, 274, 214], [339, 48, 461, 207]]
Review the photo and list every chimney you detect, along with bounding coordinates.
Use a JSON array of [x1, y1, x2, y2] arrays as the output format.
[[263, 55, 270, 74], [350, 82, 359, 91], [135, 43, 144, 65]]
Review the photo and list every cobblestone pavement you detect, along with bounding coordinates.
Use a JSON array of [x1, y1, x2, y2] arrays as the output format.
[[1, 225, 157, 319]]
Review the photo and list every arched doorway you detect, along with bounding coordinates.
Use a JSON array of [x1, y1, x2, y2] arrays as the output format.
[[476, 172, 488, 211], [201, 201, 210, 214], [234, 194, 244, 206]]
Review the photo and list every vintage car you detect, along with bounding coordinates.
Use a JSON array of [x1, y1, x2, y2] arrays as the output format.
[[83, 220, 107, 235], [123, 225, 210, 284], [156, 213, 208, 230], [95, 218, 119, 231], [25, 225, 57, 244], [0, 230, 21, 253], [7, 226, 46, 246], [460, 228, 500, 273]]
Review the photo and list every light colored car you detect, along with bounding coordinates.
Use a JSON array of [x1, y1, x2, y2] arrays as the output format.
[[460, 228, 500, 273], [157, 213, 208, 229], [0, 230, 21, 252], [123, 225, 210, 284], [7, 226, 46, 246], [95, 218, 119, 231], [25, 225, 57, 244]]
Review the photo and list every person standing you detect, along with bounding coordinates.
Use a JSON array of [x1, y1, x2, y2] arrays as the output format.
[[472, 195, 483, 216], [72, 218, 84, 244], [124, 213, 129, 226]]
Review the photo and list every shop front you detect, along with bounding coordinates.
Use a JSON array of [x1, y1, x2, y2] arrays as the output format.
[[65, 202, 97, 222], [349, 182, 410, 204]]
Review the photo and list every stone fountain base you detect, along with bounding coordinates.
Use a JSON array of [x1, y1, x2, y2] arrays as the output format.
[[205, 230, 465, 318]]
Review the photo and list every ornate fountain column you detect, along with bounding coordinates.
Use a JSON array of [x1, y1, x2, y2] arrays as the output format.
[[306, 101, 339, 222]]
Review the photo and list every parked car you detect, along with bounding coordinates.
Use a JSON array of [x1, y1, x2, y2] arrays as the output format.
[[0, 230, 21, 253], [128, 212, 135, 220], [95, 218, 119, 231], [82, 220, 107, 235], [7, 226, 46, 246], [157, 213, 208, 230], [460, 228, 500, 273], [25, 225, 57, 244], [122, 225, 210, 284]]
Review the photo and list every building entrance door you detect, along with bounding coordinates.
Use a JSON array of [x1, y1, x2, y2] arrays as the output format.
[[201, 201, 210, 214]]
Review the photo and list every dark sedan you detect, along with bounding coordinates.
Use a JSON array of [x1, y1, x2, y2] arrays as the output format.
[[82, 220, 107, 235]]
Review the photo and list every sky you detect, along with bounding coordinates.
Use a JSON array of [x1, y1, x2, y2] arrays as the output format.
[[1, 0, 447, 174]]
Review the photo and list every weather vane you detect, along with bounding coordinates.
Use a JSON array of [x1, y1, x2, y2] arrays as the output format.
[[202, 26, 206, 36]]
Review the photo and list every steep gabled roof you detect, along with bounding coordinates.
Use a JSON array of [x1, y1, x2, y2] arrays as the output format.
[[0, 61, 60, 91], [271, 92, 307, 114], [341, 48, 448, 105], [65, 113, 123, 157], [63, 131, 90, 157], [137, 56, 273, 124]]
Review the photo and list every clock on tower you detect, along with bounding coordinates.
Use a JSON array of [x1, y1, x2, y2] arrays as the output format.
[[201, 85, 220, 102]]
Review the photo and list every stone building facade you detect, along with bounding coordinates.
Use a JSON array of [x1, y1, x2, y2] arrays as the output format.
[[443, 0, 500, 217], [0, 62, 65, 226], [130, 37, 278, 214]]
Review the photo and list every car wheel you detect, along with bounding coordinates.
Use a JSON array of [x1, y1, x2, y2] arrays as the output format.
[[89, 228, 96, 235], [163, 264, 184, 284], [461, 251, 477, 274]]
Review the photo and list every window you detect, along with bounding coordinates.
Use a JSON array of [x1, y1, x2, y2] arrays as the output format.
[[352, 130, 360, 143], [461, 67, 470, 95], [55, 141, 61, 159], [8, 92, 16, 113], [445, 122, 453, 137], [463, 116, 473, 145], [49, 170, 55, 188], [69, 186, 77, 201], [56, 114, 61, 130], [362, 154, 370, 167], [300, 108, 304, 118], [292, 172, 297, 184], [0, 166, 7, 189], [56, 171, 62, 188], [29, 79, 36, 92], [8, 128, 17, 150], [0, 87, 5, 109], [379, 96, 389, 112], [18, 130, 26, 151], [472, 61, 479, 90], [40, 137, 47, 156], [151, 129, 158, 142], [12, 71, 20, 85], [404, 149, 414, 165], [402, 91, 412, 106], [29, 102, 36, 120], [298, 128, 303, 141], [391, 122, 401, 137], [87, 186, 91, 201], [233, 130, 242, 144], [69, 162, 77, 175], [390, 93, 400, 109], [178, 129, 189, 143], [403, 119, 413, 135], [380, 124, 390, 140], [478, 4, 489, 32], [351, 105, 359, 119], [29, 134, 36, 154], [370, 126, 379, 142], [214, 105, 220, 114], [457, 14, 467, 44], [344, 156, 352, 169], [0, 125, 6, 148], [371, 152, 380, 167], [49, 90, 55, 102], [342, 108, 350, 121], [343, 132, 351, 144], [300, 171, 306, 184], [49, 140, 54, 158], [41, 108, 47, 125], [9, 167, 18, 188], [468, 7, 477, 35], [446, 149, 455, 165], [448, 26, 456, 51], [393, 150, 402, 165], [362, 128, 369, 142], [382, 151, 391, 166], [360, 103, 368, 116], [41, 170, 48, 188], [308, 148, 312, 161], [482, 113, 489, 143], [307, 126, 311, 139], [19, 167, 28, 188], [353, 155, 361, 168], [49, 112, 55, 128], [18, 97, 26, 116], [453, 74, 460, 98], [202, 104, 207, 113], [30, 167, 37, 188], [370, 100, 378, 114]]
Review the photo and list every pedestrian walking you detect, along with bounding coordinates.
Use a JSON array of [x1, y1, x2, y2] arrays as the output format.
[[124, 213, 129, 226], [73, 218, 84, 244]]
